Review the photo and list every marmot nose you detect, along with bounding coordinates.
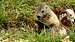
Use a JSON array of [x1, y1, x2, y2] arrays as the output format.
[[37, 16, 40, 18]]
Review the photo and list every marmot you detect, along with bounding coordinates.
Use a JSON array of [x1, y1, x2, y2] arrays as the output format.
[[35, 3, 60, 31]]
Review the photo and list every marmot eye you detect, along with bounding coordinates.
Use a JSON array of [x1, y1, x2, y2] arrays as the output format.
[[41, 10, 44, 13]]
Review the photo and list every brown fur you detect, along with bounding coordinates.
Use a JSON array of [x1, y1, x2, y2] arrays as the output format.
[[52, 7, 66, 16], [61, 16, 71, 26]]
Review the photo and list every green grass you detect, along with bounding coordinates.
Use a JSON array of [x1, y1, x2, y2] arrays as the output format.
[[0, 29, 74, 42], [0, 29, 61, 42], [67, 31, 75, 42]]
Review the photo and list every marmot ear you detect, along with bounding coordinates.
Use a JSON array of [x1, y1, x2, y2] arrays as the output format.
[[71, 8, 73, 11]]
